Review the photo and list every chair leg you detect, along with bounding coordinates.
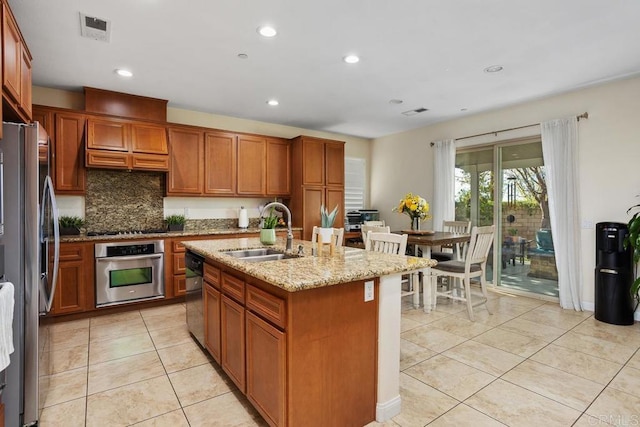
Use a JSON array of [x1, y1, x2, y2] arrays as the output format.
[[411, 273, 420, 309], [480, 274, 492, 315], [426, 272, 437, 313], [464, 277, 475, 321]]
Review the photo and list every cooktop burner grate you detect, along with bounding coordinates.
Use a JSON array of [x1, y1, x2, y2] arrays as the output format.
[[86, 229, 168, 237]]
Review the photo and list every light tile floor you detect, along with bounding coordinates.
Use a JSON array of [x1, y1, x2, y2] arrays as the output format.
[[38, 291, 640, 426]]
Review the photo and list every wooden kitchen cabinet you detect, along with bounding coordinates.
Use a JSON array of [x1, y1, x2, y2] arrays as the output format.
[[167, 126, 204, 195], [204, 131, 237, 195], [246, 311, 286, 427], [50, 243, 91, 315], [54, 111, 86, 194], [265, 138, 290, 196], [204, 281, 221, 363], [32, 107, 54, 163], [221, 294, 246, 391], [237, 134, 266, 195], [290, 135, 345, 240], [2, 1, 32, 124], [86, 116, 169, 171]]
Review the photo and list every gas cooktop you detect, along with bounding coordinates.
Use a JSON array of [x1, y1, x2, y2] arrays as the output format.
[[86, 229, 168, 237]]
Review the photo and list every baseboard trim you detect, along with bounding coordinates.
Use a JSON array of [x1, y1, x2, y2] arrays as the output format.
[[376, 395, 402, 422]]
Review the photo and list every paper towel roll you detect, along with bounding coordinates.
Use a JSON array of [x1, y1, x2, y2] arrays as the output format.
[[238, 207, 249, 229]]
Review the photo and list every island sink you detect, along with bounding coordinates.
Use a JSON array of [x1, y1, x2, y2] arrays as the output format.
[[223, 248, 300, 262]]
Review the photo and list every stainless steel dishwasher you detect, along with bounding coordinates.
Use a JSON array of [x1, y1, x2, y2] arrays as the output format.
[[185, 250, 205, 347]]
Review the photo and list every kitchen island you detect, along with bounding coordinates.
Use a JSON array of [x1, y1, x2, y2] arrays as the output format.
[[184, 237, 435, 427]]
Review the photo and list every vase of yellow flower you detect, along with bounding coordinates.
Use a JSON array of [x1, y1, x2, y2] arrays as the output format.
[[393, 193, 432, 230]]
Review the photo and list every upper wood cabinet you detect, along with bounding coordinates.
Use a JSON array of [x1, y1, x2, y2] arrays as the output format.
[[85, 116, 169, 171], [54, 111, 87, 194], [237, 135, 266, 195], [2, 2, 32, 124], [33, 107, 53, 164], [266, 138, 291, 196], [204, 131, 237, 195], [167, 126, 204, 195]]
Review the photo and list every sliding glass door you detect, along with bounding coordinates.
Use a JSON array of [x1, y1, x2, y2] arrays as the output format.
[[454, 140, 558, 297]]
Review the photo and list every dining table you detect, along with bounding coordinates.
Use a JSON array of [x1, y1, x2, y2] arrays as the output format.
[[393, 230, 471, 312]]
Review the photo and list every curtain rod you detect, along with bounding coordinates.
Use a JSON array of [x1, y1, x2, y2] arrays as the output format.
[[429, 112, 589, 146]]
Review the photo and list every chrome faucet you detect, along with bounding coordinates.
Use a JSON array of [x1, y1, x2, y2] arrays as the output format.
[[262, 202, 294, 251]]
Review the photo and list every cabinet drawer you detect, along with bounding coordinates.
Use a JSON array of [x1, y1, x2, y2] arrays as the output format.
[[173, 253, 186, 275], [131, 153, 169, 171], [246, 284, 286, 329], [172, 240, 186, 253], [222, 272, 245, 303], [86, 150, 131, 169], [204, 263, 220, 289], [59, 245, 84, 261]]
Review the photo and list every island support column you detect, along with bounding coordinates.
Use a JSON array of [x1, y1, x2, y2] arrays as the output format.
[[376, 272, 403, 421]]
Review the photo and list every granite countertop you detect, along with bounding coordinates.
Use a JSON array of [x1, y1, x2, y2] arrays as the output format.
[[184, 237, 436, 292], [59, 227, 302, 243]]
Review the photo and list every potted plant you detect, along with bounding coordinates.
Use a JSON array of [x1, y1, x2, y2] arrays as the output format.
[[625, 204, 640, 298], [318, 205, 339, 243], [59, 215, 85, 235], [165, 214, 186, 232], [260, 208, 278, 245]]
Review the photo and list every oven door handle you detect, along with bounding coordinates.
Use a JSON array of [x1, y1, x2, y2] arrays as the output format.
[[96, 254, 163, 263]]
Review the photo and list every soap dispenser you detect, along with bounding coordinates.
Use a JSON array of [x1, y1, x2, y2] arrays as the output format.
[[238, 206, 249, 229]]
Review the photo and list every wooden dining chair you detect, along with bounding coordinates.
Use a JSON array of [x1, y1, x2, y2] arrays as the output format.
[[429, 225, 495, 321], [363, 220, 385, 227], [431, 220, 471, 261], [311, 226, 345, 247], [365, 231, 420, 308], [361, 224, 390, 247]]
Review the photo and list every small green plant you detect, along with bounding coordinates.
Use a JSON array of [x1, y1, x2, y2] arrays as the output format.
[[625, 203, 640, 298], [165, 214, 186, 225], [320, 205, 339, 228], [508, 228, 518, 236], [262, 208, 278, 229], [59, 215, 85, 229]]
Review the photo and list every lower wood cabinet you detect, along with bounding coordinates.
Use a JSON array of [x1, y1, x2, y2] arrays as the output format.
[[50, 242, 92, 315], [246, 311, 286, 426], [221, 294, 245, 391], [204, 280, 221, 362]]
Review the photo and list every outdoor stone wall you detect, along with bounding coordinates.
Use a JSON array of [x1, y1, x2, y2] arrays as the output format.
[[501, 204, 543, 241]]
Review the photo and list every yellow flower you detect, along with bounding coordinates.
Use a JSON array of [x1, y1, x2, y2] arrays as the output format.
[[392, 192, 432, 221]]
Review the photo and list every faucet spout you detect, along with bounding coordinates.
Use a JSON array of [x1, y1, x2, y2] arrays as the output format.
[[262, 202, 294, 251]]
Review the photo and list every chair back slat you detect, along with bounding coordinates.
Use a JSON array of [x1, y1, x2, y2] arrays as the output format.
[[466, 225, 495, 266], [443, 220, 471, 234], [365, 232, 408, 255], [311, 226, 345, 247], [361, 225, 391, 246]]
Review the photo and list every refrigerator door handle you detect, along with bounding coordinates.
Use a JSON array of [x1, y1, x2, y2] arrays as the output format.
[[40, 175, 59, 314]]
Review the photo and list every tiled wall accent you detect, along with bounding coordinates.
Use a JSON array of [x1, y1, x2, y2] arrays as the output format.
[[85, 169, 165, 232], [185, 218, 260, 231]]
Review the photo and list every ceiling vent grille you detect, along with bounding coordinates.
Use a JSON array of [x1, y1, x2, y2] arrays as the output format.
[[79, 13, 111, 42], [401, 107, 429, 116]]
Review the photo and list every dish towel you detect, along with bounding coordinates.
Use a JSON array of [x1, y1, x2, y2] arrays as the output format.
[[0, 281, 15, 372]]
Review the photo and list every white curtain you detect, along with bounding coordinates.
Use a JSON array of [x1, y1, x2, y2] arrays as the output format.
[[541, 117, 583, 311], [432, 139, 456, 231]]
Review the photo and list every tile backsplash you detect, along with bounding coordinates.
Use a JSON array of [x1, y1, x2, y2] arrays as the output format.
[[85, 169, 165, 232]]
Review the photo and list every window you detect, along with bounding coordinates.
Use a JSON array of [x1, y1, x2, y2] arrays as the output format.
[[344, 157, 365, 212]]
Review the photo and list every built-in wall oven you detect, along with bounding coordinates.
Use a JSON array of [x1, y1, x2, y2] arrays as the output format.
[[95, 240, 165, 307]]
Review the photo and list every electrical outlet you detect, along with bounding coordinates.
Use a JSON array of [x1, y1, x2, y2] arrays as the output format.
[[364, 281, 374, 302], [581, 219, 594, 229]]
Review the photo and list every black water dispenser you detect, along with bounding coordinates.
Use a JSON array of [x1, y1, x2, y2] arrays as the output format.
[[594, 222, 634, 325]]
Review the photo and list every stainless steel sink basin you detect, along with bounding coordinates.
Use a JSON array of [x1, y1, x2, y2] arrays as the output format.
[[223, 248, 301, 262]]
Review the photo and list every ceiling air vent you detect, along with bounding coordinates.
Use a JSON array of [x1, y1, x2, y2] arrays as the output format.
[[401, 107, 429, 117], [79, 13, 111, 42]]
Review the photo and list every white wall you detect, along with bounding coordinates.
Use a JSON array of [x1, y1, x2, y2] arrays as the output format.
[[371, 75, 640, 309]]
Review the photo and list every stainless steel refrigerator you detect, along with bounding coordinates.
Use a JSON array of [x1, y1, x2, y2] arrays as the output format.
[[0, 122, 59, 426]]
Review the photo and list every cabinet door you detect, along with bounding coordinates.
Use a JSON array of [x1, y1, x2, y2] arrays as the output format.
[[2, 3, 21, 104], [33, 107, 54, 164], [302, 186, 324, 241], [87, 118, 129, 151], [302, 138, 325, 186], [54, 112, 86, 194], [221, 294, 246, 391], [204, 132, 236, 195], [237, 135, 266, 195], [51, 244, 87, 315], [204, 283, 221, 363], [325, 187, 345, 232], [19, 46, 32, 119], [266, 138, 290, 196], [246, 311, 286, 427], [131, 123, 168, 154], [174, 275, 186, 297], [325, 141, 345, 187], [167, 127, 204, 195]]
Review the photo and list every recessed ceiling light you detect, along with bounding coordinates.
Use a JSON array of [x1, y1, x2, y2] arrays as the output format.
[[343, 55, 360, 64], [266, 99, 279, 106], [115, 69, 133, 77], [237, 53, 248, 59], [389, 99, 403, 105], [460, 108, 468, 112], [484, 65, 503, 73], [257, 26, 277, 37]]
